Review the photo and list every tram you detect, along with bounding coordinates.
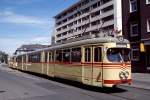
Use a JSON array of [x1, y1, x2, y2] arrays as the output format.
[[9, 34, 132, 87]]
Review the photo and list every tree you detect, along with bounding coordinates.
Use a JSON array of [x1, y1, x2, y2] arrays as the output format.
[[0, 51, 8, 64]]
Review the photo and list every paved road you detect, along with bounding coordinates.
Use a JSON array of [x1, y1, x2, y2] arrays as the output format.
[[0, 65, 150, 100]]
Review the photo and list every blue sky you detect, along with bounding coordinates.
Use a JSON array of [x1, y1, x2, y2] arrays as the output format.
[[0, 0, 79, 55]]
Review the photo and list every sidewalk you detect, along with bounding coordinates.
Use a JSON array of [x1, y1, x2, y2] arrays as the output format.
[[123, 73, 150, 90], [0, 64, 14, 72]]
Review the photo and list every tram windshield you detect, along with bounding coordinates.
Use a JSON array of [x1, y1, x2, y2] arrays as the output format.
[[107, 48, 130, 62]]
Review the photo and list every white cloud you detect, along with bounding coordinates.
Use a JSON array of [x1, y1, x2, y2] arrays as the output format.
[[28, 36, 51, 45], [0, 35, 51, 54], [0, 10, 54, 54], [2, 0, 43, 4], [0, 10, 54, 29], [0, 37, 25, 54]]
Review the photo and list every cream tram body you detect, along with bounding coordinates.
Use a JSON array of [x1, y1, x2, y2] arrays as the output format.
[[11, 37, 131, 87]]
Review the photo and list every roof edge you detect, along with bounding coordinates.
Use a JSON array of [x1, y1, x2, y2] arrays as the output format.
[[54, 0, 81, 18]]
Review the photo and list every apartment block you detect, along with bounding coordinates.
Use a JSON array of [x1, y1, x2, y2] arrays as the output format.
[[54, 0, 122, 43], [122, 0, 150, 72]]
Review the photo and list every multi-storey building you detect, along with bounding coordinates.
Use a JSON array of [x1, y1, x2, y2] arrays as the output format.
[[141, 0, 150, 72], [122, 0, 150, 72], [54, 0, 122, 43]]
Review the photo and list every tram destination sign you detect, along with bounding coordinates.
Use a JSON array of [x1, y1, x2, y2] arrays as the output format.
[[116, 43, 127, 48]]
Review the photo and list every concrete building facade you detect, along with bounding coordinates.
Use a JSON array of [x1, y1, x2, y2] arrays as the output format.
[[54, 0, 123, 43]]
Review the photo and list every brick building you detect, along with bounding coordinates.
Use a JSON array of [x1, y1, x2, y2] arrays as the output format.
[[122, 0, 150, 72]]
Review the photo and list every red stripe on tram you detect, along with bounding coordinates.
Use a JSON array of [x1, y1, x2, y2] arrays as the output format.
[[104, 79, 132, 84]]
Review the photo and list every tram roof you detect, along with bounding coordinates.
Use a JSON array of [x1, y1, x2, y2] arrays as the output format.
[[15, 36, 129, 56]]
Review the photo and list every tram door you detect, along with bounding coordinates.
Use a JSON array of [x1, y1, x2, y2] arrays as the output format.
[[82, 46, 103, 86], [92, 46, 103, 86], [42, 51, 48, 74], [47, 52, 55, 77], [82, 47, 93, 85], [22, 55, 26, 70]]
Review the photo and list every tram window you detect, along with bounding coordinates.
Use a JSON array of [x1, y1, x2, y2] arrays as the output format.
[[28, 55, 32, 62], [63, 49, 70, 62], [48, 52, 54, 62], [51, 52, 54, 62], [44, 52, 47, 62], [85, 48, 91, 62], [16, 56, 22, 63], [71, 48, 81, 62], [45, 52, 48, 62], [56, 50, 63, 62], [49, 52, 52, 62], [23, 56, 25, 62], [107, 48, 130, 62], [28, 53, 41, 63], [94, 47, 102, 62]]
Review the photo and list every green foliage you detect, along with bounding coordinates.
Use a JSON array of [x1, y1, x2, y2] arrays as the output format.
[[0, 51, 8, 63]]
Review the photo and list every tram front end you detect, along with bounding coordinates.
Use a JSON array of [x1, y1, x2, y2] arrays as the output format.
[[102, 45, 132, 87]]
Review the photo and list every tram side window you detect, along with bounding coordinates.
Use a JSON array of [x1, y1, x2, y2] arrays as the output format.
[[28, 53, 41, 63], [49, 52, 52, 62], [23, 56, 26, 63], [85, 48, 91, 62], [48, 52, 53, 62], [52, 52, 54, 62], [45, 52, 48, 62], [56, 50, 63, 62], [63, 49, 70, 62], [71, 48, 81, 62], [49, 52, 54, 62], [94, 47, 102, 62], [16, 56, 22, 63]]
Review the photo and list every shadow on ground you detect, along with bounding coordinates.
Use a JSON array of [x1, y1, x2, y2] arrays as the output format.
[[15, 69, 128, 94]]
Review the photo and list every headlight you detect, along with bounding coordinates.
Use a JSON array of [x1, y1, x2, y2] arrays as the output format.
[[119, 71, 129, 80]]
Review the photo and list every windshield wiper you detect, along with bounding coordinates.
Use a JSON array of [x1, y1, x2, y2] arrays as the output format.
[[119, 53, 124, 63]]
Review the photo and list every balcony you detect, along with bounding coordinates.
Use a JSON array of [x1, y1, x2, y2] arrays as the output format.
[[90, 10, 114, 22], [55, 0, 113, 29]]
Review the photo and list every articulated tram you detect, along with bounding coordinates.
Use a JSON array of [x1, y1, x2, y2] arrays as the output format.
[[9, 35, 132, 87]]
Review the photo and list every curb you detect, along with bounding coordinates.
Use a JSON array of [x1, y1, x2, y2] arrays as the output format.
[[121, 84, 150, 90]]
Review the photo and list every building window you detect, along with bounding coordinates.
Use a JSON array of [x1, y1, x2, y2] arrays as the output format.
[[130, 0, 137, 12], [146, 0, 150, 4], [147, 19, 150, 32], [131, 48, 139, 61], [130, 23, 138, 37]]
